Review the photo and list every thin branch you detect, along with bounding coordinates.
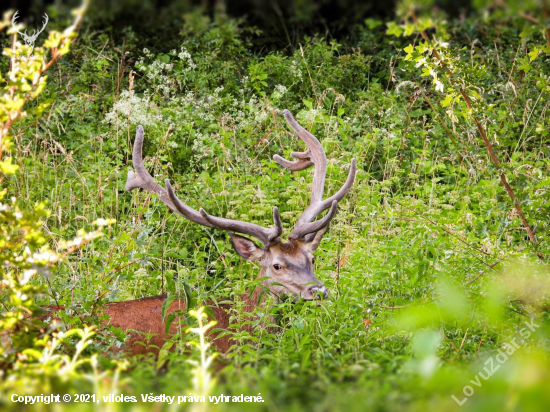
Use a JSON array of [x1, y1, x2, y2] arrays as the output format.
[[411, 11, 538, 247], [459, 328, 469, 351], [460, 91, 536, 244], [465, 258, 503, 284], [442, 331, 459, 351]]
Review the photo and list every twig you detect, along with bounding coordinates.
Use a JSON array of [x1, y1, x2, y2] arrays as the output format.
[[542, 0, 550, 47], [379, 299, 435, 310], [460, 91, 536, 245], [477, 325, 486, 353], [379, 305, 408, 309], [335, 232, 341, 293], [459, 328, 469, 351], [520, 12, 539, 24], [465, 258, 503, 284], [393, 200, 495, 263], [442, 331, 459, 351], [419, 88, 466, 161], [90, 259, 141, 317]]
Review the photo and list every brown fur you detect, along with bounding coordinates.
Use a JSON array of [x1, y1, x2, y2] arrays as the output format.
[[270, 240, 304, 255], [42, 287, 268, 357]]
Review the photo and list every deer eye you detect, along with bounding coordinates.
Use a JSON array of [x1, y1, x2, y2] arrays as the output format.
[[312, 257, 315, 264], [273, 264, 281, 270]]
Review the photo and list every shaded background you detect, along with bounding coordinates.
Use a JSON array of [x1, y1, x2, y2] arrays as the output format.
[[6, 0, 475, 49]]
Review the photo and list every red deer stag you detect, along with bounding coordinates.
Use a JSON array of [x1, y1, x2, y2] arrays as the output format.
[[50, 110, 356, 355]]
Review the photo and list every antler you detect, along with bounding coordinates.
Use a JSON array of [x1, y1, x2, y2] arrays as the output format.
[[11, 12, 49, 43], [275, 110, 356, 240], [27, 13, 49, 42], [34, 13, 49, 37], [126, 126, 282, 247], [11, 11, 26, 37]]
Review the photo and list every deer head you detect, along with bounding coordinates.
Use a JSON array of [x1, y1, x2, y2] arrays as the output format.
[[126, 110, 356, 301], [11, 11, 49, 49]]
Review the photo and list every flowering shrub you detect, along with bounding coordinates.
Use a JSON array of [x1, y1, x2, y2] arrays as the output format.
[[0, 3, 127, 409]]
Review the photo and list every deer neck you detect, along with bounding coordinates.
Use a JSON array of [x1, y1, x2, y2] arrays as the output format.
[[237, 269, 269, 314]]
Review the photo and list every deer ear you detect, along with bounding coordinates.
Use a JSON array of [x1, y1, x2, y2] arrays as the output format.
[[229, 233, 265, 262], [304, 226, 329, 252]]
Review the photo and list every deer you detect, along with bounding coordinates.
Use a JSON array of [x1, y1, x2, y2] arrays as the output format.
[[44, 110, 356, 356]]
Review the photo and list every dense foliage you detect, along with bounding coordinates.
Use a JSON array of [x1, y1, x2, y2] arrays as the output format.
[[1, 0, 549, 410]]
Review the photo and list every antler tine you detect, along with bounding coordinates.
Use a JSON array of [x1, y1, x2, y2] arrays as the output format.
[[127, 125, 282, 246], [165, 180, 283, 245], [277, 110, 357, 240], [309, 158, 356, 217], [11, 11, 24, 36], [126, 125, 213, 227], [195, 206, 283, 247], [290, 201, 338, 240], [278, 110, 327, 203], [30, 13, 48, 40], [40, 13, 49, 31], [273, 154, 313, 171]]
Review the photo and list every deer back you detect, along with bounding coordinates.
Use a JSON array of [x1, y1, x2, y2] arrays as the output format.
[[40, 287, 267, 357]]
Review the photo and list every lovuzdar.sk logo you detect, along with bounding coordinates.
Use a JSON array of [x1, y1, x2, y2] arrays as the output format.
[[11, 10, 49, 53]]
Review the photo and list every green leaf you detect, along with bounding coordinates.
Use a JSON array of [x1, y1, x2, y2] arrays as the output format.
[[183, 279, 195, 311], [163, 313, 176, 336], [404, 44, 415, 56], [386, 22, 404, 37], [157, 340, 174, 370], [161, 294, 175, 322], [0, 158, 20, 175], [518, 57, 532, 73], [157, 53, 170, 63], [365, 18, 382, 30]]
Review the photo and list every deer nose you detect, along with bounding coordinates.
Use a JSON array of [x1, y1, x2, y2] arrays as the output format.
[[309, 285, 328, 299]]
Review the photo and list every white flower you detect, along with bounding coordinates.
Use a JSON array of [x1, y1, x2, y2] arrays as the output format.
[[142, 48, 153, 58], [272, 84, 287, 100], [178, 47, 197, 69], [31, 250, 58, 263], [290, 60, 303, 80], [415, 58, 426, 68], [22, 269, 37, 284], [104, 90, 164, 128]]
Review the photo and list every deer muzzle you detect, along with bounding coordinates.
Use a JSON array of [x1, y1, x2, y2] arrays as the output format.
[[307, 284, 328, 300]]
